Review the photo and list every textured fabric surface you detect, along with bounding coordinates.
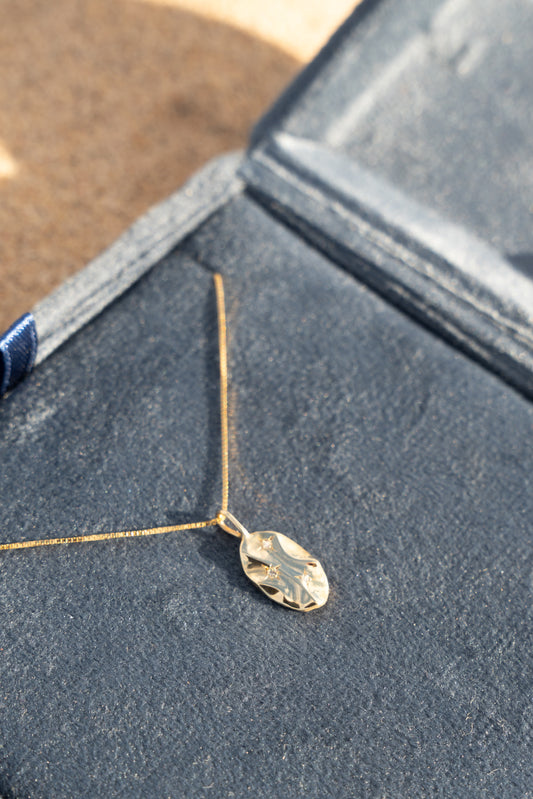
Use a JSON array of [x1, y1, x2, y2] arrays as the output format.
[[1, 194, 533, 797], [245, 0, 533, 403], [254, 0, 533, 261], [242, 133, 533, 400]]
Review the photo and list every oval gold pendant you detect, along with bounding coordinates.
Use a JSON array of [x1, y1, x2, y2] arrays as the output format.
[[240, 530, 329, 612], [217, 511, 329, 611]]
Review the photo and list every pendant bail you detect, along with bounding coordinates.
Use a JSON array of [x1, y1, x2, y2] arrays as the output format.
[[216, 510, 250, 539]]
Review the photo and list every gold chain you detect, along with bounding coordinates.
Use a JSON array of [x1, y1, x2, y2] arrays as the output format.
[[0, 273, 231, 552], [214, 272, 229, 514]]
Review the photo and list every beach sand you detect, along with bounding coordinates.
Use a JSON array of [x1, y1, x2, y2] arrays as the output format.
[[0, 0, 355, 331]]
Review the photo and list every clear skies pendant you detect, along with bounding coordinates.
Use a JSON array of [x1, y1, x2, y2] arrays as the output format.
[[0, 273, 329, 612], [218, 511, 329, 612], [211, 274, 329, 612]]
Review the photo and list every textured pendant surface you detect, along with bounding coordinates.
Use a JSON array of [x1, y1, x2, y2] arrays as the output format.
[[240, 531, 329, 611]]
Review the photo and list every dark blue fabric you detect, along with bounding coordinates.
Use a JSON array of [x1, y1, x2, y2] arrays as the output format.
[[2, 0, 533, 792], [2, 195, 533, 797], [0, 313, 38, 396]]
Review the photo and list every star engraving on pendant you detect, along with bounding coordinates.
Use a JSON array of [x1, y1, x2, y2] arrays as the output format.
[[259, 536, 274, 552], [263, 563, 280, 580], [299, 563, 317, 589]]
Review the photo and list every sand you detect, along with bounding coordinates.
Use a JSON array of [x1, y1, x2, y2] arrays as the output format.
[[0, 0, 356, 332]]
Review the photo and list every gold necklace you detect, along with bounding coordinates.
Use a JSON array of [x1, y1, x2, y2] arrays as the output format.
[[0, 274, 329, 612]]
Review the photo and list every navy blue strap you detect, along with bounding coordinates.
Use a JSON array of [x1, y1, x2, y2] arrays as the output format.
[[0, 313, 38, 396]]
